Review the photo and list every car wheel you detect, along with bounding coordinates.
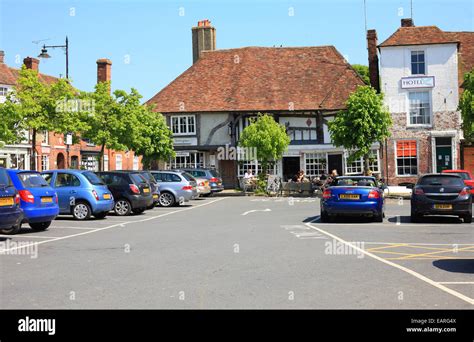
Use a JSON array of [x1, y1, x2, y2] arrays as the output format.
[[463, 214, 472, 223], [0, 222, 21, 235], [114, 199, 132, 216], [159, 192, 176, 207], [30, 221, 51, 231], [94, 212, 108, 219], [320, 210, 330, 223], [73, 202, 92, 220], [374, 212, 383, 222]]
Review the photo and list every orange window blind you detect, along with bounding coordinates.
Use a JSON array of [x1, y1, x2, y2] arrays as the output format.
[[396, 140, 417, 157]]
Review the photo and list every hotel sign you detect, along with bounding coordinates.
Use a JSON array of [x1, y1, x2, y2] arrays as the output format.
[[401, 76, 435, 89]]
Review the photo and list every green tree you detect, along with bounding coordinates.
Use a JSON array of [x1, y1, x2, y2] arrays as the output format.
[[129, 105, 175, 169], [329, 85, 392, 174], [459, 69, 474, 143], [239, 113, 290, 177], [352, 64, 370, 85]]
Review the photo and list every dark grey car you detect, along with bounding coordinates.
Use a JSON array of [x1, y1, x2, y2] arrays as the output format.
[[177, 168, 224, 195], [150, 171, 198, 207]]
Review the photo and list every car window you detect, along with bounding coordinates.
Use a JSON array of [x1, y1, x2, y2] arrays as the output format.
[[41, 173, 53, 184], [333, 177, 376, 187], [162, 173, 181, 182], [17, 172, 49, 188], [130, 173, 147, 184], [447, 172, 470, 180], [181, 173, 196, 182], [419, 176, 464, 186], [209, 170, 220, 178], [55, 173, 81, 187], [0, 169, 11, 186], [141, 172, 156, 184], [152, 173, 162, 182], [83, 171, 105, 185]]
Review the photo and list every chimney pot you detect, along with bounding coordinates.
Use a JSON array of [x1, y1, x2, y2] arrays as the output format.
[[401, 18, 414, 27], [23, 57, 39, 71], [192, 20, 216, 64]]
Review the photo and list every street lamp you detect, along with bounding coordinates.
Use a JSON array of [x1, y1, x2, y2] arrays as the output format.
[[37, 36, 69, 79]]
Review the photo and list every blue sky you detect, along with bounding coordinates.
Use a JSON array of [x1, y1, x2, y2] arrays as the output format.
[[0, 0, 472, 101]]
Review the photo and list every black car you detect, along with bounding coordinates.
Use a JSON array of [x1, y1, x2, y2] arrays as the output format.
[[411, 174, 472, 223], [135, 171, 160, 208], [96, 171, 154, 216]]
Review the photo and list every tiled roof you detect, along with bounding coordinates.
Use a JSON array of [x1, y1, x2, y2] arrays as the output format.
[[0, 63, 58, 86], [379, 26, 459, 47], [147, 46, 365, 113], [450, 32, 474, 83]]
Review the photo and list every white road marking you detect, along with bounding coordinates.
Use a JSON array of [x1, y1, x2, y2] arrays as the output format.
[[0, 198, 227, 254], [363, 242, 474, 246], [50, 226, 100, 230], [396, 215, 401, 226], [241, 208, 272, 216], [0, 235, 62, 239], [438, 282, 474, 285], [305, 220, 474, 305]]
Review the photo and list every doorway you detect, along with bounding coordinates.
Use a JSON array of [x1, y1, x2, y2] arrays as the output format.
[[328, 154, 343, 176], [57, 153, 65, 169], [435, 137, 452, 172], [283, 157, 300, 181], [219, 160, 236, 189]]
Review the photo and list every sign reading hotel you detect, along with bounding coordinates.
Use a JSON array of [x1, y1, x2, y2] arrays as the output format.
[[401, 76, 435, 89]]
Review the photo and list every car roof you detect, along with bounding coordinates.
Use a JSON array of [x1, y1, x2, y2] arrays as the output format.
[[336, 176, 376, 179], [420, 173, 462, 178]]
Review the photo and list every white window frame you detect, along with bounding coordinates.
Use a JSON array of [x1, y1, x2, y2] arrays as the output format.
[[41, 130, 49, 146], [344, 149, 380, 175], [115, 154, 123, 170], [237, 160, 278, 177], [407, 90, 432, 127], [0, 86, 8, 96], [41, 155, 49, 171], [394, 140, 418, 177], [171, 115, 196, 136], [410, 50, 426, 75], [304, 153, 327, 177], [103, 155, 109, 171]]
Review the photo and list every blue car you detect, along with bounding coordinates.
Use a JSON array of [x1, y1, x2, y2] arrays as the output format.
[[0, 168, 23, 234], [41, 170, 114, 220], [7, 169, 59, 232], [320, 176, 384, 222]]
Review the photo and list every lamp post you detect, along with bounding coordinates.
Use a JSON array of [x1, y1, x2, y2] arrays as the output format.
[[38, 36, 69, 79]]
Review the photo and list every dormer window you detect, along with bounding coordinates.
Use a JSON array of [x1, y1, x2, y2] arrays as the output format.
[[411, 51, 425, 75]]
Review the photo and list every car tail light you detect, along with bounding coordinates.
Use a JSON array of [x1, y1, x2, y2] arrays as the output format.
[[368, 190, 380, 199], [15, 193, 20, 205], [129, 184, 140, 194], [55, 194, 58, 204], [414, 188, 424, 195], [182, 185, 193, 191], [322, 189, 331, 199], [18, 190, 34, 203], [459, 188, 470, 196], [92, 190, 99, 201], [210, 177, 219, 183], [200, 181, 206, 186]]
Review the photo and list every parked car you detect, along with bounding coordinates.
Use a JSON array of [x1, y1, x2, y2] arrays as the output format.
[[177, 168, 224, 195], [0, 168, 23, 234], [135, 170, 160, 208], [96, 171, 154, 216], [150, 171, 198, 207], [441, 169, 474, 192], [320, 176, 385, 222], [411, 173, 472, 223], [41, 170, 114, 220], [195, 177, 211, 197], [7, 169, 59, 231]]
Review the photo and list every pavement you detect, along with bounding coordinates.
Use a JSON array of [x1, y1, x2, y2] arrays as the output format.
[[0, 196, 472, 309]]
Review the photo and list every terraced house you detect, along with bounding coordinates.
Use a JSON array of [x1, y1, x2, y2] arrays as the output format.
[[369, 19, 474, 186], [148, 20, 376, 188]]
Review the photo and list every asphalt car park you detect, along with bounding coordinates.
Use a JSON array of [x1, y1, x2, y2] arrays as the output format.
[[0, 196, 472, 309]]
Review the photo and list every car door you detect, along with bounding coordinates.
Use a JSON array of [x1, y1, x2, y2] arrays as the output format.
[[54, 172, 81, 212]]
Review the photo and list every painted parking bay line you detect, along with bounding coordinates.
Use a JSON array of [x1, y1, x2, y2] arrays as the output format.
[[242, 208, 272, 216], [305, 220, 474, 306], [1, 197, 228, 254]]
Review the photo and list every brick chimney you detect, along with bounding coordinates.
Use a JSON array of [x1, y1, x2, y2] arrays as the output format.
[[401, 18, 414, 27], [192, 19, 216, 64], [0, 50, 4, 64], [367, 29, 380, 93], [23, 57, 39, 71], [96, 58, 112, 84]]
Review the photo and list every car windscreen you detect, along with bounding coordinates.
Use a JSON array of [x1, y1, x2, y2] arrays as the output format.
[[83, 171, 105, 185], [333, 178, 376, 187], [0, 169, 11, 187], [141, 172, 157, 184], [419, 176, 464, 187], [210, 170, 220, 178], [446, 172, 470, 180], [18, 172, 49, 188], [181, 173, 196, 182], [130, 173, 147, 184]]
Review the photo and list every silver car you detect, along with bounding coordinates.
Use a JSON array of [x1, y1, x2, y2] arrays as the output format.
[[150, 171, 198, 207]]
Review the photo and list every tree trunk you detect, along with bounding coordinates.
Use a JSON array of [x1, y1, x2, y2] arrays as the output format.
[[31, 129, 37, 171], [99, 143, 106, 171], [363, 153, 370, 175]]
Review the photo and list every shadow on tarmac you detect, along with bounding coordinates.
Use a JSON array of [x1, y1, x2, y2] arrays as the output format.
[[433, 259, 474, 274]]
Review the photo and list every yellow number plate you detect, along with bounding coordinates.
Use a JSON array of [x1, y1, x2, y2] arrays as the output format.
[[0, 197, 14, 206], [153, 194, 158, 199], [340, 194, 360, 200], [103, 194, 111, 200], [41, 197, 53, 203], [143, 188, 150, 193], [434, 204, 452, 210]]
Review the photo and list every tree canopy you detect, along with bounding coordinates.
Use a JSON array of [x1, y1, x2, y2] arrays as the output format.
[[459, 69, 474, 143], [352, 64, 370, 85]]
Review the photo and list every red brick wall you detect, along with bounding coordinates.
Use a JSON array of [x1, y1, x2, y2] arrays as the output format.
[[463, 146, 474, 175]]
